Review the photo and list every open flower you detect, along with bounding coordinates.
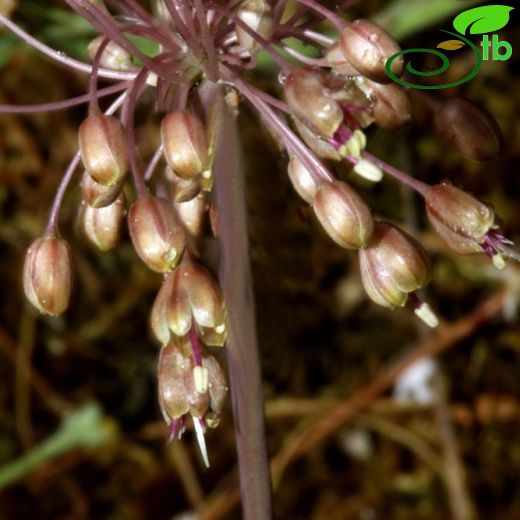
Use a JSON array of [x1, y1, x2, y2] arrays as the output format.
[[425, 182, 512, 269]]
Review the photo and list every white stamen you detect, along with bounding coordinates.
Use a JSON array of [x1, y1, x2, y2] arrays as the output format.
[[202, 169, 212, 179], [146, 72, 158, 87], [193, 366, 209, 394], [215, 323, 226, 334], [339, 129, 367, 159], [193, 418, 210, 468], [353, 159, 383, 182], [492, 253, 506, 270], [414, 303, 439, 328]]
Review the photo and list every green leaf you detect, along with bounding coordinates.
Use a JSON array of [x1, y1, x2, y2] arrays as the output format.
[[437, 39, 466, 50], [453, 5, 514, 35]]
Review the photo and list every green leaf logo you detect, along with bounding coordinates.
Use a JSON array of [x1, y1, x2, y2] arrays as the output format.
[[437, 40, 466, 51], [453, 5, 514, 35]]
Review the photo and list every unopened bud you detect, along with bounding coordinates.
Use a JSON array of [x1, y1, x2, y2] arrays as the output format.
[[361, 80, 412, 129], [287, 156, 324, 204], [77, 193, 126, 252], [339, 19, 402, 83], [284, 69, 343, 138], [434, 97, 503, 162], [165, 167, 201, 203], [151, 257, 226, 346], [359, 222, 431, 308], [327, 42, 359, 76], [151, 272, 192, 345], [128, 196, 186, 272], [23, 237, 73, 316], [174, 193, 206, 238], [88, 36, 132, 70], [161, 110, 209, 180], [313, 180, 374, 249], [293, 117, 341, 161], [181, 258, 227, 346], [425, 182, 495, 254], [79, 114, 129, 187], [81, 171, 124, 208], [236, 0, 273, 52]]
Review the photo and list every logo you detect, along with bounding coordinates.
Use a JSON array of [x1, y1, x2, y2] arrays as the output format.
[[385, 5, 514, 89]]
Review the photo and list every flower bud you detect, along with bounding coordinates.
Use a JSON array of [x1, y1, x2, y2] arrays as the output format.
[[151, 257, 227, 346], [313, 180, 374, 249], [360, 80, 412, 129], [174, 193, 206, 238], [292, 117, 341, 161], [23, 237, 73, 316], [88, 36, 132, 70], [79, 114, 129, 187], [327, 42, 359, 76], [359, 222, 431, 308], [158, 336, 227, 423], [81, 171, 124, 208], [158, 338, 208, 421], [434, 98, 503, 161], [236, 0, 273, 52], [161, 110, 209, 180], [287, 156, 324, 204], [165, 167, 201, 203], [128, 196, 186, 272], [425, 183, 495, 254], [284, 69, 343, 138], [339, 19, 402, 83], [77, 193, 126, 252]]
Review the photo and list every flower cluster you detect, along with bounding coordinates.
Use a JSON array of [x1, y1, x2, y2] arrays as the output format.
[[2, 0, 516, 464]]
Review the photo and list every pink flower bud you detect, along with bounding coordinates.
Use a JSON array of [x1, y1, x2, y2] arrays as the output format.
[[150, 257, 226, 346], [161, 110, 209, 180], [360, 80, 412, 129], [359, 222, 431, 308], [236, 0, 274, 52], [174, 193, 206, 238], [292, 117, 341, 161], [425, 183, 496, 254], [326, 42, 359, 76], [81, 171, 125, 208], [165, 167, 201, 203], [23, 237, 73, 316], [77, 193, 126, 252], [79, 114, 129, 187], [339, 19, 402, 83], [313, 180, 374, 249], [284, 69, 343, 138], [128, 196, 186, 272], [434, 98, 503, 162], [287, 156, 324, 204]]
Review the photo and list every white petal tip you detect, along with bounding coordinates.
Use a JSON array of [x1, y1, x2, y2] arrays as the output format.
[[193, 418, 210, 468], [414, 303, 439, 328], [492, 254, 506, 270]]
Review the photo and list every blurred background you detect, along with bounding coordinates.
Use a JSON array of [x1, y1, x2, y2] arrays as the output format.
[[0, 0, 519, 518]]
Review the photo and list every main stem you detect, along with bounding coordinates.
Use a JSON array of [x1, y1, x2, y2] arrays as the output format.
[[212, 86, 273, 519]]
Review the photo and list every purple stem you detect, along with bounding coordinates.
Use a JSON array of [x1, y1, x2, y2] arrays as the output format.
[[211, 84, 273, 519], [188, 326, 203, 366], [0, 82, 128, 114], [0, 12, 137, 81]]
